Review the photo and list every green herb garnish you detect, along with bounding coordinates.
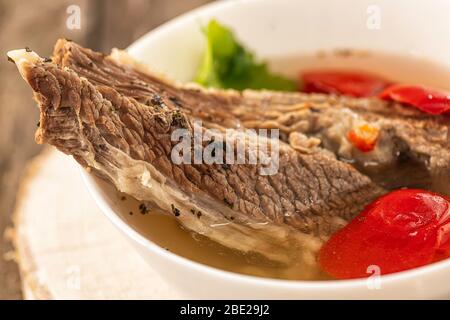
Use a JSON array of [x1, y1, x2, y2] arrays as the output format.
[[195, 20, 297, 91]]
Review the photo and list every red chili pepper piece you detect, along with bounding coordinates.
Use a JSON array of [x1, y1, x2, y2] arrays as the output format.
[[347, 124, 379, 152], [379, 85, 450, 115], [301, 71, 390, 97], [319, 189, 450, 279]]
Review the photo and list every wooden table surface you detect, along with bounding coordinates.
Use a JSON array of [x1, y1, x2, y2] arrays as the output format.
[[0, 0, 212, 300]]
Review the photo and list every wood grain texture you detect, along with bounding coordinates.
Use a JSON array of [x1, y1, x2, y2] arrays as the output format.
[[0, 0, 211, 299], [14, 147, 183, 299]]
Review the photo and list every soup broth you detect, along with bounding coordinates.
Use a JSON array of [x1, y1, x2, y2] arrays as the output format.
[[106, 51, 450, 281]]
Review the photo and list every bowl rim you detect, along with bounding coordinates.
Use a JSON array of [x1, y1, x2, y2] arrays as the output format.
[[82, 0, 450, 290]]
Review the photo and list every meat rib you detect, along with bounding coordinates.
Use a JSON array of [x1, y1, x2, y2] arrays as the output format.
[[8, 49, 383, 263], [53, 39, 450, 195]]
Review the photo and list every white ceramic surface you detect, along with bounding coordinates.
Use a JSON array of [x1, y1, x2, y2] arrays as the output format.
[[81, 0, 450, 299]]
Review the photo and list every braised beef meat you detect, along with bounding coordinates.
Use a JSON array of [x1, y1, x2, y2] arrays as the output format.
[[53, 39, 450, 195], [8, 49, 383, 263]]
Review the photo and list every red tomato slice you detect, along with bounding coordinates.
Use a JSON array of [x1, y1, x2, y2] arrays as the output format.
[[435, 197, 450, 259], [435, 227, 450, 261], [301, 71, 390, 97], [379, 85, 450, 115], [319, 189, 450, 279]]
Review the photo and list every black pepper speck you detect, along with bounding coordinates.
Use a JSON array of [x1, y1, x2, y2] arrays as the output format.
[[171, 204, 180, 217], [139, 203, 149, 215], [224, 198, 234, 209]]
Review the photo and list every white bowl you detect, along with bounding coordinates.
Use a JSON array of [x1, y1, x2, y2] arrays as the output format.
[[81, 0, 450, 299]]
